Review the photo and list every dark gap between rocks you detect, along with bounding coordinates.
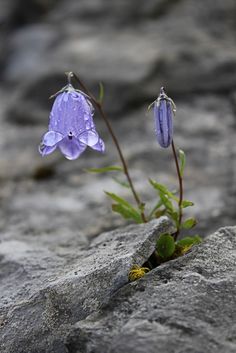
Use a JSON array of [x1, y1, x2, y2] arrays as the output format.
[[143, 249, 160, 270]]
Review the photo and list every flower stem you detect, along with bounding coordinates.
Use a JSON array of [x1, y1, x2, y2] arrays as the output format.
[[71, 72, 147, 223], [171, 140, 183, 240]]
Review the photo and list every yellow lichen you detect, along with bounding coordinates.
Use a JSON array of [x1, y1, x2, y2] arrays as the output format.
[[128, 265, 150, 282]]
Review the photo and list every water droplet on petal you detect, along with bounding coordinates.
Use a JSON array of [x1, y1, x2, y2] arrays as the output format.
[[85, 122, 91, 129]]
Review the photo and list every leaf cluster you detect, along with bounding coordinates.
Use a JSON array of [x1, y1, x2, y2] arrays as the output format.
[[149, 179, 196, 230], [156, 233, 202, 262]]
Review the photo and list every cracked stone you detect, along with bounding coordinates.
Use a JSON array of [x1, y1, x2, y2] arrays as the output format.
[[0, 217, 171, 353], [66, 226, 236, 353]]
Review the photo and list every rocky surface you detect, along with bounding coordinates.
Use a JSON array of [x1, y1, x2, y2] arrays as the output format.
[[1, 221, 236, 353], [0, 1, 236, 352], [0, 218, 172, 353], [67, 226, 236, 353]]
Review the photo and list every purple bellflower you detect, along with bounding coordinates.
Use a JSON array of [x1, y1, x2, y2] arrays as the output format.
[[153, 87, 175, 148], [39, 84, 105, 160]]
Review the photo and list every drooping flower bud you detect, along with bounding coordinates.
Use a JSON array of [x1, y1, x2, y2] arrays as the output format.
[[39, 83, 105, 160], [153, 87, 175, 148]]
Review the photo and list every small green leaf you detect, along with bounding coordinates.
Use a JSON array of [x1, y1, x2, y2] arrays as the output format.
[[156, 234, 176, 259], [105, 192, 133, 208], [149, 181, 176, 211], [177, 236, 202, 248], [105, 192, 142, 223], [179, 149, 186, 177], [159, 194, 174, 213], [86, 166, 123, 173], [112, 204, 142, 223], [149, 180, 178, 202], [181, 200, 194, 208], [174, 235, 202, 256], [98, 82, 104, 103], [168, 210, 179, 227], [181, 217, 197, 229]]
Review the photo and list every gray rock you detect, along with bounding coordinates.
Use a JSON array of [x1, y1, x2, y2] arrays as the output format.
[[66, 226, 236, 353], [6, 2, 236, 82], [0, 1, 236, 350], [5, 0, 236, 120], [0, 218, 171, 353]]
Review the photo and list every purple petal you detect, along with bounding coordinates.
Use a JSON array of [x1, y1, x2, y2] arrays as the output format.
[[154, 99, 173, 148], [166, 101, 173, 144], [42, 131, 64, 147], [78, 129, 99, 147], [58, 136, 86, 160], [49, 91, 95, 138], [90, 138, 105, 152], [39, 86, 105, 159], [39, 144, 57, 156]]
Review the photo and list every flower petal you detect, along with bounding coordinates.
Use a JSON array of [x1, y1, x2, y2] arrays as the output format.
[[78, 129, 99, 147], [38, 144, 57, 157], [40, 85, 105, 159], [154, 98, 173, 148], [90, 138, 105, 152], [42, 131, 64, 147], [49, 91, 95, 138], [58, 137, 86, 160]]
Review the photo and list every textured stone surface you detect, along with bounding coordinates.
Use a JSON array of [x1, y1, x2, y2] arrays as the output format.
[[0, 218, 171, 353], [66, 226, 236, 353], [0, 1, 236, 352]]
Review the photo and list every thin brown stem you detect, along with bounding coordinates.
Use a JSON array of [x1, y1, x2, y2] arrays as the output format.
[[71, 72, 147, 223], [171, 140, 183, 240]]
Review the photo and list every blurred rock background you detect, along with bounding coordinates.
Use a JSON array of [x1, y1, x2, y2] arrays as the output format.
[[0, 0, 236, 249]]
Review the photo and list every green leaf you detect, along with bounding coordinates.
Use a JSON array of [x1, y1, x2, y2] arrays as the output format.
[[112, 204, 142, 223], [98, 82, 104, 103], [179, 149, 186, 177], [177, 236, 202, 248], [105, 192, 142, 223], [112, 176, 130, 189], [86, 166, 123, 173], [181, 200, 194, 208], [156, 234, 176, 259], [149, 180, 178, 202], [159, 193, 174, 213], [105, 192, 133, 208], [174, 235, 202, 256], [168, 210, 179, 226], [181, 217, 197, 229]]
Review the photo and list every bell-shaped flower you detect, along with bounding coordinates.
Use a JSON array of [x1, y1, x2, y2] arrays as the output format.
[[153, 87, 175, 148], [39, 85, 105, 160]]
